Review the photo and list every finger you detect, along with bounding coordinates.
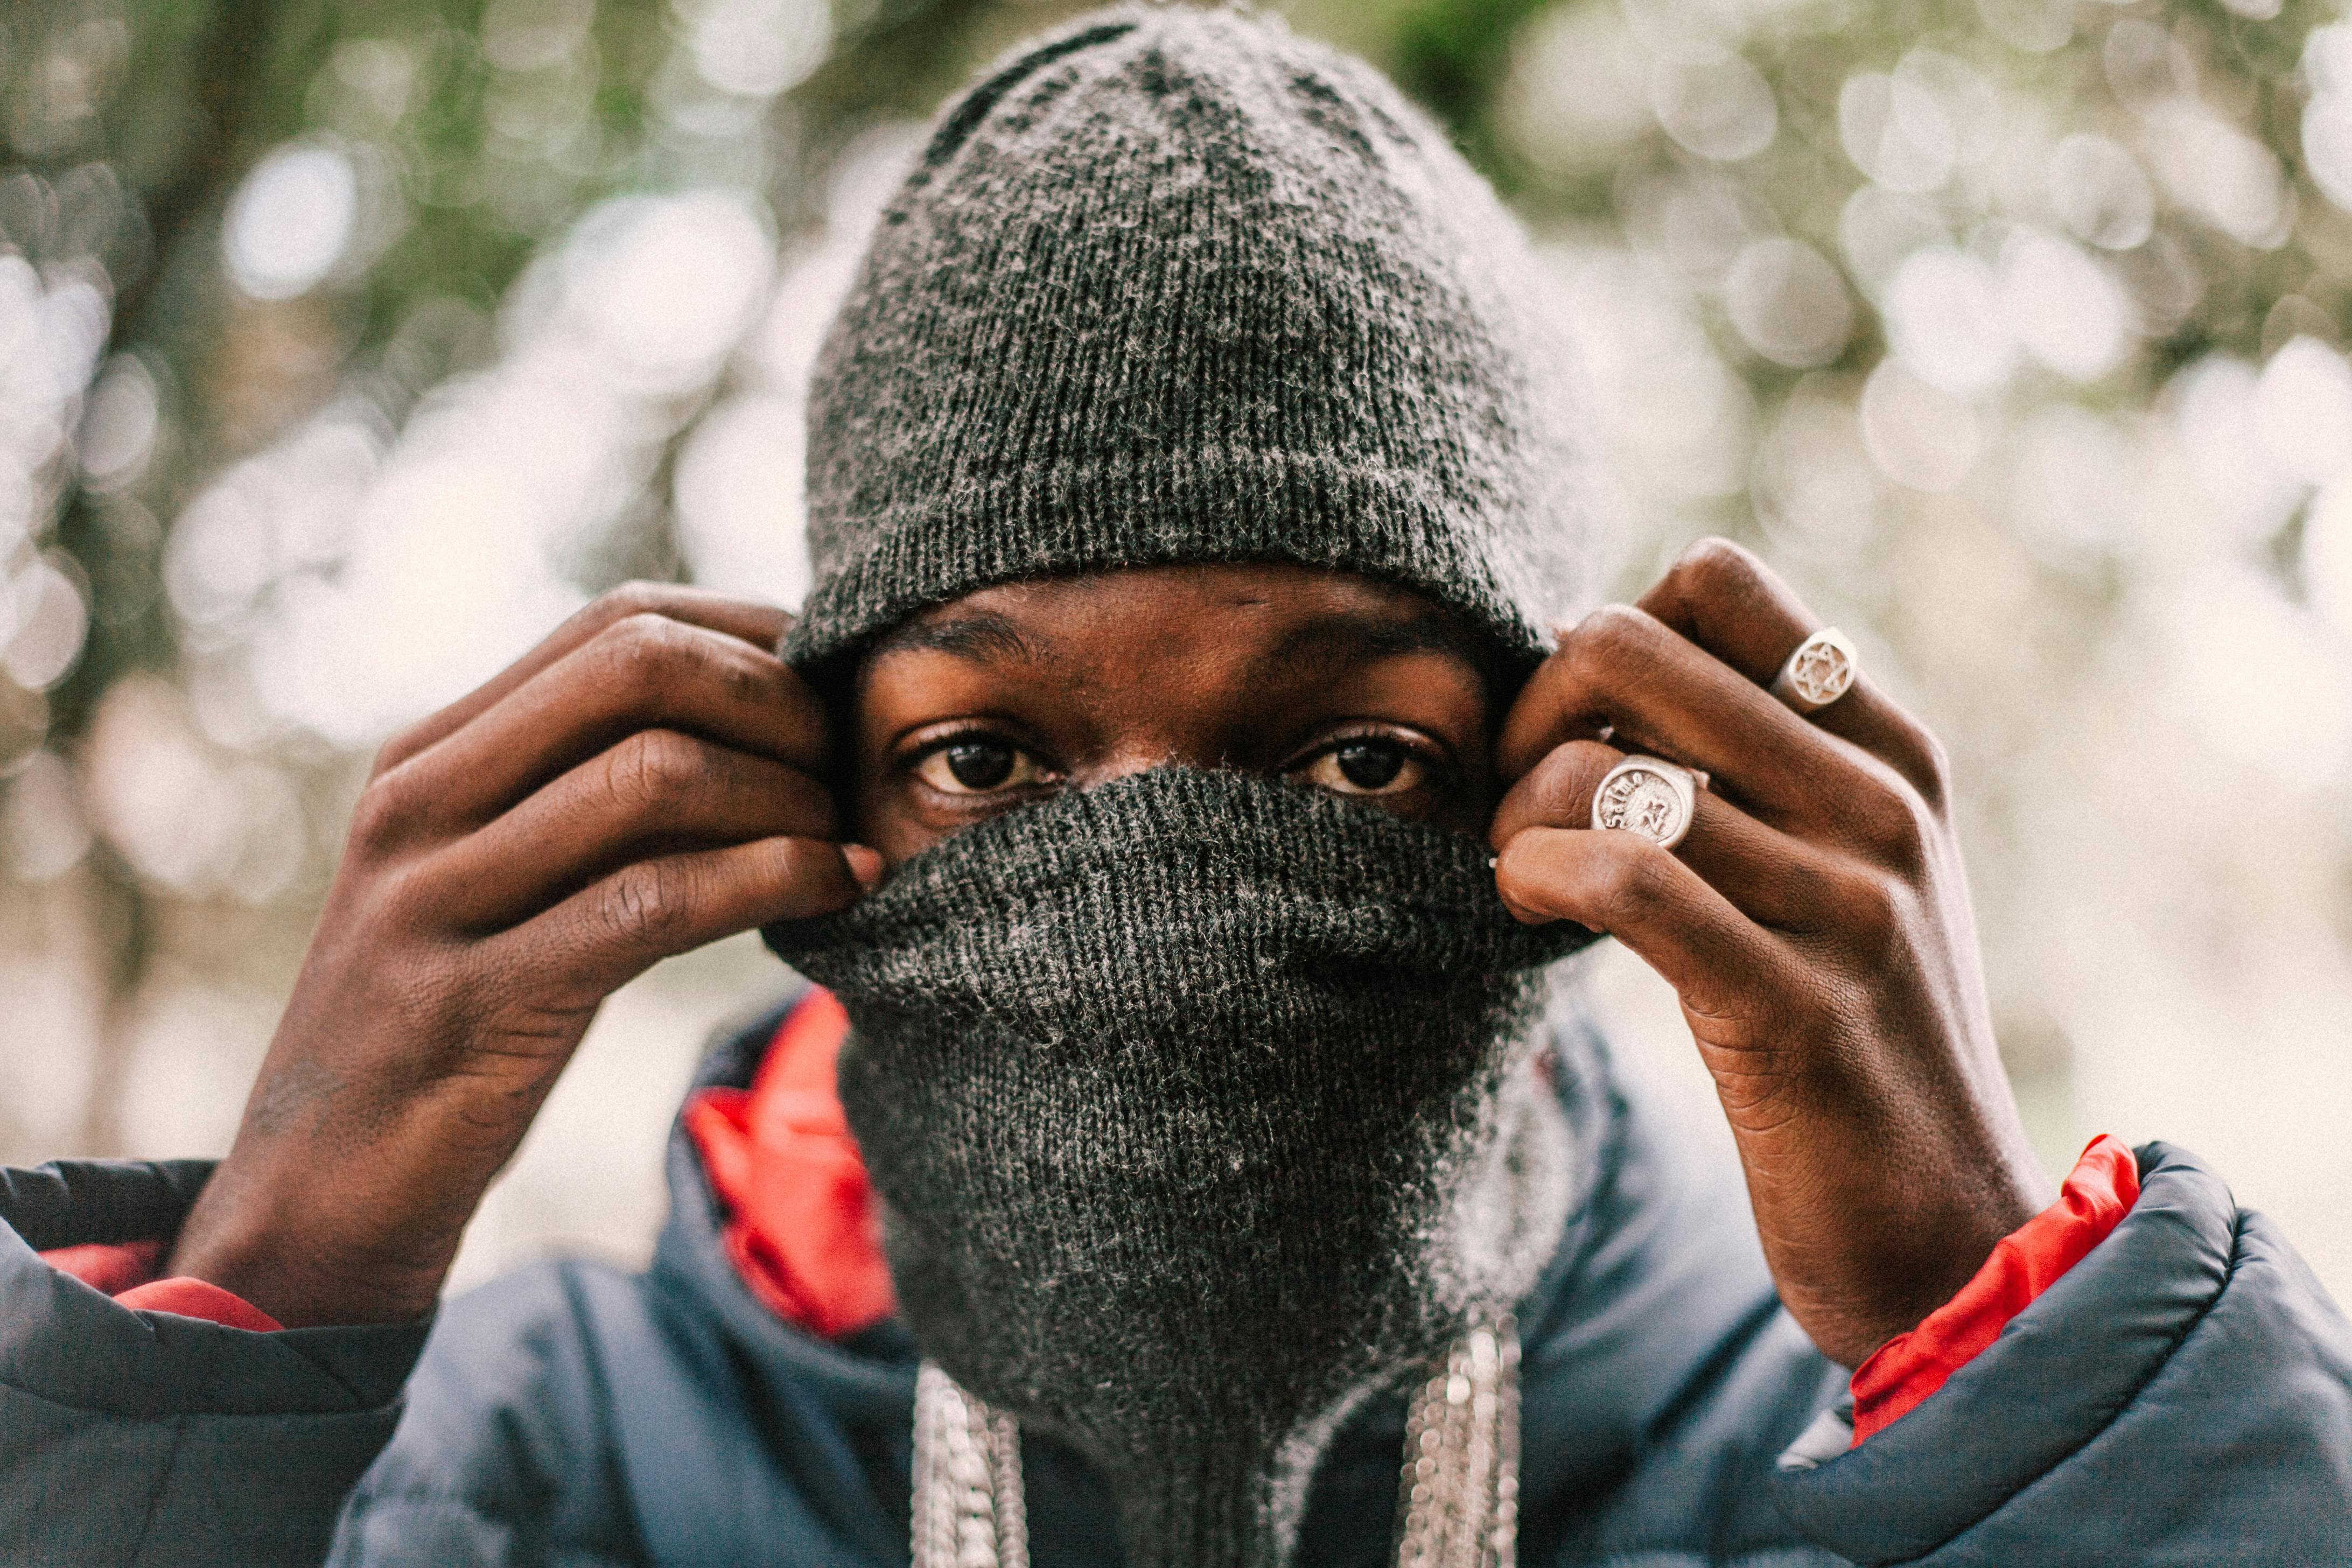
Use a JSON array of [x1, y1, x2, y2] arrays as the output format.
[[375, 585, 795, 775], [1493, 825, 1793, 1027], [428, 732, 839, 931], [512, 835, 869, 1000], [381, 613, 830, 835], [1497, 603, 1884, 831], [1636, 538, 1947, 804], [1490, 739, 1851, 932]]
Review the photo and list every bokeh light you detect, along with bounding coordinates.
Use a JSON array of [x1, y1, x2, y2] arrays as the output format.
[[1999, 229, 2131, 383], [2047, 134, 2156, 251], [1723, 237, 1853, 367], [223, 146, 360, 302], [1884, 247, 2018, 396], [1651, 52, 1776, 162], [1, 0, 2347, 1307]]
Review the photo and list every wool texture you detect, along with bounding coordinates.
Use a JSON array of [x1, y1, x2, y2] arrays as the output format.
[[765, 769, 1597, 1568], [782, 3, 1594, 678]]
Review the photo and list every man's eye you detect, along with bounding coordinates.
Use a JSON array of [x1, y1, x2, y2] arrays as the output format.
[[1302, 739, 1422, 797], [913, 739, 1046, 795]]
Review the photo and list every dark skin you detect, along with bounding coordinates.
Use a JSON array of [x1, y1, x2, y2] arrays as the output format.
[[170, 543, 2048, 1368]]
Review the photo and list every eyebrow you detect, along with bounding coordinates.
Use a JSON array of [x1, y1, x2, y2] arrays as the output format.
[[865, 610, 1046, 665], [1254, 612, 1493, 686]]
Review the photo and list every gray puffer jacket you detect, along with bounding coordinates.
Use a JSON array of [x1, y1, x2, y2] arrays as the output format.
[[2, 994, 2347, 1566]]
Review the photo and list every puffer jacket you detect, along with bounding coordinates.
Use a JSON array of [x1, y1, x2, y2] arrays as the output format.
[[2, 992, 2347, 1566]]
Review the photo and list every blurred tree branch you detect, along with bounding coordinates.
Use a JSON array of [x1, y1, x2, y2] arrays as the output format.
[[18, 0, 1000, 1155], [12, 0, 312, 1154], [0, 0, 2337, 1231]]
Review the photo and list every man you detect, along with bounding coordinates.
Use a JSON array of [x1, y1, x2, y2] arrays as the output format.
[[3, 8, 2347, 1566]]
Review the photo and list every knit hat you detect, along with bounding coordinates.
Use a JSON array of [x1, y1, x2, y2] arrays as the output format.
[[782, 2, 1593, 676]]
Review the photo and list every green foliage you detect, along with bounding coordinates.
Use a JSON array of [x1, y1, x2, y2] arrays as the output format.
[[4, 0, 2351, 1198]]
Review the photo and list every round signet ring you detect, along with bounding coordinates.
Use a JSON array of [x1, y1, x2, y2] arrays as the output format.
[[1590, 755, 1699, 851], [1770, 627, 1859, 715]]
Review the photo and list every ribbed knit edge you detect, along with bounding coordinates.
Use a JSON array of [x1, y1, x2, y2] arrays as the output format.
[[781, 449, 1553, 677], [1104, 1435, 1300, 1568], [768, 767, 1593, 978]]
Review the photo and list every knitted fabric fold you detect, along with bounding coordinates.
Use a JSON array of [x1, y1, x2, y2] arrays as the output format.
[[784, 3, 1595, 678], [766, 769, 1595, 1566]]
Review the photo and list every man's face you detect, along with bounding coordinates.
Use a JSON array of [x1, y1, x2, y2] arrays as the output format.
[[846, 563, 1503, 865]]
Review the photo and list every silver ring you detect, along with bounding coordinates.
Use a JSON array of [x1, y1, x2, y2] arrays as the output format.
[[1770, 627, 1859, 714], [1590, 755, 1698, 850]]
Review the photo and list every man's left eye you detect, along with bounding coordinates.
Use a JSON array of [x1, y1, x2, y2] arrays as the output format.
[[1301, 739, 1422, 796], [914, 739, 1048, 795]]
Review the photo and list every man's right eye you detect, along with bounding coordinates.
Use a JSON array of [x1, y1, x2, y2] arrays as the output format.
[[913, 739, 1048, 795]]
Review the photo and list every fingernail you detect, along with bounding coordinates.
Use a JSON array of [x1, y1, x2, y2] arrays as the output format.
[[843, 843, 884, 891], [1487, 849, 1532, 923]]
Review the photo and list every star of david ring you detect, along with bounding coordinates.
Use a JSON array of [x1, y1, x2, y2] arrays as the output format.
[[1769, 627, 1859, 714], [1591, 755, 1698, 850]]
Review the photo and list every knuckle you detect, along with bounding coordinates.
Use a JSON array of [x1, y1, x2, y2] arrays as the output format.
[[594, 611, 767, 712], [1670, 536, 1757, 600], [1563, 603, 1653, 682], [372, 727, 426, 778], [1851, 775, 1934, 873], [706, 639, 766, 706], [347, 772, 417, 853], [1910, 726, 1954, 809], [608, 728, 711, 811], [604, 860, 693, 949], [365, 859, 440, 936], [1597, 841, 1674, 928], [597, 612, 691, 697], [1709, 1071, 1800, 1128], [1525, 744, 1597, 820], [590, 582, 674, 625], [1832, 870, 1909, 964]]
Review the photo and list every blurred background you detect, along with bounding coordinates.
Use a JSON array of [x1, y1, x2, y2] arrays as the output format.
[[1, 0, 2347, 1304]]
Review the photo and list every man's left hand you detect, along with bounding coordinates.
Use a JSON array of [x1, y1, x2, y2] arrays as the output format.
[[1490, 537, 2051, 1369]]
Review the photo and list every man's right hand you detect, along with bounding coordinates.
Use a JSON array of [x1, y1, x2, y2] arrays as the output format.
[[166, 586, 875, 1328]]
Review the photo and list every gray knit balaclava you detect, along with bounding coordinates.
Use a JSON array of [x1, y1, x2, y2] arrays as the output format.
[[780, 2, 1591, 677], [768, 8, 1600, 1565], [765, 771, 1593, 1567]]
